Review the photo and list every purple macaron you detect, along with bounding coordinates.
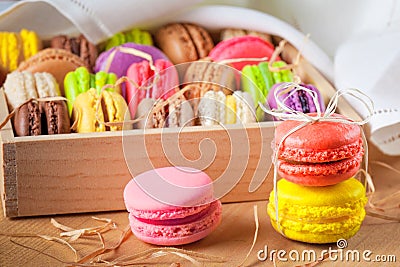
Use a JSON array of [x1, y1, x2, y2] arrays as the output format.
[[267, 83, 325, 118], [95, 43, 169, 78]]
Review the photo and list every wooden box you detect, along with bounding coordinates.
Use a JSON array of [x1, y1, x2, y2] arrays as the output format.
[[0, 39, 347, 217]]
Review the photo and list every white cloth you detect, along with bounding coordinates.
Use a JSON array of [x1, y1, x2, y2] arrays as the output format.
[[334, 28, 400, 155]]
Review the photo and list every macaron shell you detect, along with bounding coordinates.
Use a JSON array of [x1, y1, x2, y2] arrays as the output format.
[[125, 60, 153, 118], [78, 35, 98, 71], [267, 83, 324, 114], [34, 72, 61, 98], [268, 215, 364, 244], [275, 113, 361, 149], [225, 95, 236, 124], [19, 29, 42, 60], [183, 23, 214, 59], [168, 98, 195, 128], [102, 90, 131, 131], [123, 166, 215, 211], [278, 152, 363, 186], [208, 35, 277, 71], [155, 23, 198, 64], [233, 91, 256, 124], [267, 178, 367, 243], [72, 88, 105, 133], [198, 90, 226, 126], [155, 23, 213, 64], [134, 98, 156, 129], [13, 100, 41, 136], [3, 71, 38, 111], [40, 100, 71, 135], [153, 59, 179, 100], [241, 65, 266, 121], [95, 43, 168, 78], [184, 59, 237, 96], [17, 48, 89, 96], [129, 200, 222, 246]]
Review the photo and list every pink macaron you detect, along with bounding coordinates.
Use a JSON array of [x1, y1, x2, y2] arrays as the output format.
[[208, 35, 278, 71], [123, 166, 222, 246]]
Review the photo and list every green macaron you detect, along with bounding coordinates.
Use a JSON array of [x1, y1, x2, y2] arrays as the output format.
[[64, 67, 118, 114]]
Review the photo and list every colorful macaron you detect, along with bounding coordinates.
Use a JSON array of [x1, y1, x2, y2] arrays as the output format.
[[208, 36, 277, 71], [123, 166, 222, 246], [64, 66, 118, 114], [183, 59, 237, 96], [267, 83, 325, 118], [95, 43, 169, 80], [126, 59, 178, 118], [3, 71, 60, 111], [13, 99, 70, 136], [155, 23, 214, 64], [17, 48, 89, 96], [104, 28, 153, 51], [51, 34, 98, 71], [274, 113, 364, 186], [0, 29, 42, 71], [134, 95, 194, 129], [267, 178, 367, 244], [197, 90, 255, 126], [71, 88, 130, 133]]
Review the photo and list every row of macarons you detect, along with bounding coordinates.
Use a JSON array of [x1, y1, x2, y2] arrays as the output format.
[[1, 23, 325, 136]]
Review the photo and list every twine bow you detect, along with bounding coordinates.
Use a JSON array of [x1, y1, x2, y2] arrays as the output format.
[[259, 82, 374, 236]]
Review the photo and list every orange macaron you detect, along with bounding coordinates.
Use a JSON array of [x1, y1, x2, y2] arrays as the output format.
[[274, 113, 364, 186]]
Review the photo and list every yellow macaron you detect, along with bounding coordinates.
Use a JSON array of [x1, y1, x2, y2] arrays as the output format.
[[0, 29, 42, 71], [72, 88, 130, 133], [267, 178, 367, 244]]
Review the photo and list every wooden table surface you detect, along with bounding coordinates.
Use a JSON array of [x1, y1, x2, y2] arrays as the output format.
[[0, 197, 399, 267]]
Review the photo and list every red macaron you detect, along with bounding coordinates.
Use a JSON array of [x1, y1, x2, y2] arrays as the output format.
[[274, 113, 364, 186]]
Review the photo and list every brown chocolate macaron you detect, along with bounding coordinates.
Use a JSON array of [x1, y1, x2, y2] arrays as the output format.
[[51, 34, 98, 71], [13, 99, 70, 136], [155, 23, 214, 64], [17, 48, 89, 96], [135, 97, 194, 129]]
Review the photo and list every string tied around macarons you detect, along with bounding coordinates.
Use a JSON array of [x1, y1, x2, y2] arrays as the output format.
[[258, 83, 374, 237]]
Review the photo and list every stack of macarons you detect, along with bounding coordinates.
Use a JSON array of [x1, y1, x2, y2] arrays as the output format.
[[267, 112, 367, 243]]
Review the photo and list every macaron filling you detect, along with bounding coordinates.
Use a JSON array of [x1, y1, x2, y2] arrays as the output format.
[[130, 201, 221, 238], [133, 202, 214, 226], [45, 101, 59, 134], [28, 101, 41, 135]]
